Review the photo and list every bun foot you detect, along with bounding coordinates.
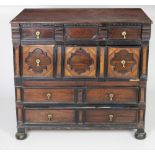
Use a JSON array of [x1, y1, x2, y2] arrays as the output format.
[[135, 130, 146, 140], [15, 132, 27, 140]]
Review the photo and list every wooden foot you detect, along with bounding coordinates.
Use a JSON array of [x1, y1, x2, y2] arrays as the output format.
[[135, 129, 146, 140]]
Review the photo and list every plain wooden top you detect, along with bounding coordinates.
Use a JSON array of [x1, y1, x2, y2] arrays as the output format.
[[11, 8, 152, 24]]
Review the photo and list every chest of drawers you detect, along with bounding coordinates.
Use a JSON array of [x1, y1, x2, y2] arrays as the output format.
[[11, 8, 152, 140]]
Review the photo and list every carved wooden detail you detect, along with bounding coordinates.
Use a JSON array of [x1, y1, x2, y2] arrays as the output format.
[[25, 48, 51, 73], [108, 47, 140, 78], [67, 48, 94, 74], [65, 47, 96, 77], [23, 45, 53, 77], [110, 49, 136, 74]]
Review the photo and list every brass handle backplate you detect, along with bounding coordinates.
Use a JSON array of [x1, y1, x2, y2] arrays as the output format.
[[122, 31, 127, 39], [109, 114, 114, 122], [47, 114, 53, 121], [36, 59, 41, 66], [35, 31, 40, 39], [46, 93, 52, 100], [121, 60, 126, 68], [109, 93, 114, 101]]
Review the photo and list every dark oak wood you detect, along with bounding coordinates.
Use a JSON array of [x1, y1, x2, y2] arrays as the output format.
[[86, 87, 138, 104], [23, 88, 75, 103], [25, 109, 75, 123], [11, 8, 152, 140], [85, 109, 137, 124], [11, 8, 152, 24], [109, 26, 141, 40]]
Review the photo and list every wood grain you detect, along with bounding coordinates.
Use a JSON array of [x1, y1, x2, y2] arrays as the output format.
[[108, 47, 140, 79], [86, 87, 138, 104], [25, 109, 75, 123], [85, 109, 137, 123], [64, 46, 97, 77], [23, 45, 54, 77], [24, 88, 75, 103]]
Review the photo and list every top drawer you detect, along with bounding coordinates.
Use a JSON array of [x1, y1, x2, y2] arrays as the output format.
[[65, 26, 98, 41], [22, 27, 54, 40], [109, 26, 141, 40]]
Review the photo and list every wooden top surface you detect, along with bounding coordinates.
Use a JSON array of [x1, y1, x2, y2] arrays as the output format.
[[11, 8, 152, 24]]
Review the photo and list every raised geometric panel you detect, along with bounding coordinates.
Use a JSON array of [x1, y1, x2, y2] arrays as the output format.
[[25, 48, 51, 73], [108, 47, 140, 79], [23, 45, 53, 77], [64, 47, 97, 77]]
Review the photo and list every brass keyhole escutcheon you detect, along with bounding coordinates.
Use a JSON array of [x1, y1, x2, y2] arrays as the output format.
[[36, 59, 41, 66], [122, 31, 127, 39], [35, 31, 40, 39], [109, 114, 114, 122], [46, 93, 52, 100], [109, 93, 114, 101], [121, 60, 126, 68], [47, 114, 53, 121]]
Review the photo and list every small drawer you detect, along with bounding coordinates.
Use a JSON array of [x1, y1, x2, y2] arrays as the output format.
[[85, 109, 137, 124], [25, 109, 75, 123], [65, 27, 98, 40], [109, 26, 141, 40], [86, 87, 138, 104], [22, 28, 54, 40], [23, 88, 75, 103]]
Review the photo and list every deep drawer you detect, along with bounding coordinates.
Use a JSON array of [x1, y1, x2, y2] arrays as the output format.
[[25, 109, 75, 123], [85, 109, 137, 124], [86, 87, 138, 104], [109, 26, 141, 40], [23, 88, 75, 103]]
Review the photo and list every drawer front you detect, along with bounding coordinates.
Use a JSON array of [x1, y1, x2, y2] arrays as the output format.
[[22, 45, 54, 77], [65, 27, 97, 40], [25, 109, 75, 123], [86, 87, 138, 104], [108, 47, 140, 79], [64, 46, 97, 78], [23, 88, 75, 103], [22, 28, 54, 40], [85, 109, 137, 124], [109, 26, 141, 40]]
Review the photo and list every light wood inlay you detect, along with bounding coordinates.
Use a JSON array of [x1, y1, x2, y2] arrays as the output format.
[[56, 46, 62, 77], [108, 47, 140, 78], [142, 46, 148, 76], [99, 47, 105, 77], [64, 47, 97, 78], [140, 87, 145, 103], [23, 45, 54, 77], [16, 88, 21, 102], [14, 46, 20, 77]]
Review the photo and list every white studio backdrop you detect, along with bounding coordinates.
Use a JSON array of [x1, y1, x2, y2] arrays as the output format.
[[0, 6, 155, 149]]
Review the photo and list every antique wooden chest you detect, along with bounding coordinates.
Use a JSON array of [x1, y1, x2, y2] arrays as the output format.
[[11, 8, 152, 140]]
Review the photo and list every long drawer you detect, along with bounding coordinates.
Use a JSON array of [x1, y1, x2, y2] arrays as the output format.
[[86, 87, 139, 104], [22, 86, 138, 104], [85, 109, 137, 124], [23, 88, 75, 103], [25, 109, 75, 124]]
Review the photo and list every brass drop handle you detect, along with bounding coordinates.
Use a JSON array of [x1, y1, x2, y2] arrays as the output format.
[[35, 31, 40, 39], [121, 60, 126, 68], [109, 114, 114, 122], [46, 93, 52, 100], [109, 93, 114, 101], [36, 59, 41, 66], [122, 31, 127, 39], [47, 114, 53, 121]]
